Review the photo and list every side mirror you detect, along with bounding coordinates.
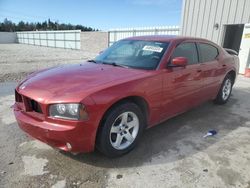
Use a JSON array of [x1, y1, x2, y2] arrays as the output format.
[[99, 50, 104, 54], [171, 57, 188, 67]]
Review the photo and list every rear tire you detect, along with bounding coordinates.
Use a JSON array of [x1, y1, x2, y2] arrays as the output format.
[[214, 74, 233, 105], [96, 102, 145, 157]]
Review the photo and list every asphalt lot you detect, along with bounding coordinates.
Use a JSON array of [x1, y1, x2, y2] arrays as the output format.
[[0, 44, 250, 188]]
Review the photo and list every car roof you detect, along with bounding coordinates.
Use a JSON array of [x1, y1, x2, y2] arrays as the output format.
[[123, 35, 211, 43]]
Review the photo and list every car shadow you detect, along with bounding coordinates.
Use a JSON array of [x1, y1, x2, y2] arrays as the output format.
[[60, 88, 249, 168]]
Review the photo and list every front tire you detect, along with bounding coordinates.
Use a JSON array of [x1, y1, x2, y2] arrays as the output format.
[[214, 74, 233, 105], [96, 102, 145, 157]]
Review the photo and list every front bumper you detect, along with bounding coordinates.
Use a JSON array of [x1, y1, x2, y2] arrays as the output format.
[[13, 104, 97, 153]]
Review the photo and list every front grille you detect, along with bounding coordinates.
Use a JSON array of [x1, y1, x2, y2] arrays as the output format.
[[28, 99, 43, 114], [15, 90, 43, 114], [15, 90, 22, 102]]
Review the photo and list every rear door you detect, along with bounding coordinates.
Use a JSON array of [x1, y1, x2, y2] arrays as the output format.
[[162, 42, 204, 119], [197, 43, 223, 100]]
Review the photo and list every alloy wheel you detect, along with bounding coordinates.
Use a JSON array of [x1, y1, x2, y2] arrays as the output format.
[[222, 79, 232, 101], [109, 111, 139, 150]]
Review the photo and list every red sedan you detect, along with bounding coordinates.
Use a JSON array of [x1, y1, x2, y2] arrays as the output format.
[[13, 36, 239, 157]]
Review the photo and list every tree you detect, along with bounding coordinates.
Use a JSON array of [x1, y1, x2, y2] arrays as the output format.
[[0, 18, 97, 32], [17, 21, 25, 31]]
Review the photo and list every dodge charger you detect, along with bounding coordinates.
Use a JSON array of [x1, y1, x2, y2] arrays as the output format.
[[13, 36, 239, 157]]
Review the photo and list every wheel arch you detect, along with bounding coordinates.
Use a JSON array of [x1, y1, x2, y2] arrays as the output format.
[[100, 95, 149, 127], [227, 69, 236, 84], [95, 95, 150, 146]]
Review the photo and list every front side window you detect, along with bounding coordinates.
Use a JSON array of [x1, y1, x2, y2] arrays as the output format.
[[198, 43, 219, 62], [171, 43, 198, 65], [95, 40, 169, 70]]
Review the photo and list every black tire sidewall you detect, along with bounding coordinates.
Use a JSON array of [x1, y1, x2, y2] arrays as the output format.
[[96, 102, 145, 157]]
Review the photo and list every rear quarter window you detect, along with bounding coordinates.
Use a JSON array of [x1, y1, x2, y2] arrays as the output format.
[[198, 43, 219, 62]]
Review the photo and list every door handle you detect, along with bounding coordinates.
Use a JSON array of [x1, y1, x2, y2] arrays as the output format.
[[222, 64, 226, 67], [197, 70, 202, 73]]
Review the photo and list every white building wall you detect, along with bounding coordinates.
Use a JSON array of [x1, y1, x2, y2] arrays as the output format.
[[181, 0, 250, 45]]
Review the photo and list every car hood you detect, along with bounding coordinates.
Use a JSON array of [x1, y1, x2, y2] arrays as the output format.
[[17, 62, 147, 103]]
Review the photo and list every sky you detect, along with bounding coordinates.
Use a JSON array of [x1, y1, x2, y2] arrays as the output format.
[[0, 0, 182, 30]]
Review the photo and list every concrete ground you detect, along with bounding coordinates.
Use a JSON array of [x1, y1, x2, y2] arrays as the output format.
[[0, 76, 249, 188], [0, 44, 250, 188], [0, 44, 96, 82]]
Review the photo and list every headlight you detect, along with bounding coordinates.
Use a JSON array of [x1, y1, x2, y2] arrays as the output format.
[[49, 103, 88, 120]]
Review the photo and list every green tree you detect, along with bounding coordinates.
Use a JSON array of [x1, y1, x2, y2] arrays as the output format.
[[0, 18, 97, 32]]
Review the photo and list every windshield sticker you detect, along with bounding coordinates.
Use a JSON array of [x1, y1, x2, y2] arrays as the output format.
[[143, 46, 163, 53]]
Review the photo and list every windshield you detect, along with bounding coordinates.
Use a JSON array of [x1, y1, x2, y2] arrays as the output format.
[[95, 40, 169, 70]]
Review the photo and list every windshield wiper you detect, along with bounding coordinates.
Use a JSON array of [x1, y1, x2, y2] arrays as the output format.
[[102, 62, 129, 68], [87, 59, 97, 63]]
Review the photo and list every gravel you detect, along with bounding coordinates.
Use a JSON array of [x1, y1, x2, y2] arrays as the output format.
[[0, 44, 97, 82]]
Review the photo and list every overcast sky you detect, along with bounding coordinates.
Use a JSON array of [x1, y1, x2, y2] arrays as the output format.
[[0, 0, 182, 30]]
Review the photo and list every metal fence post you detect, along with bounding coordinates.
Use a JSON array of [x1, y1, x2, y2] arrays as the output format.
[[54, 32, 56, 48], [33, 32, 35, 45], [46, 32, 48, 47], [155, 28, 158, 35], [133, 30, 136, 36], [75, 32, 77, 49], [64, 32, 66, 49], [114, 31, 117, 43], [39, 32, 41, 46]]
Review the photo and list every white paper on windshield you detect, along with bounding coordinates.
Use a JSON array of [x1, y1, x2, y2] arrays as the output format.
[[143, 46, 163, 53]]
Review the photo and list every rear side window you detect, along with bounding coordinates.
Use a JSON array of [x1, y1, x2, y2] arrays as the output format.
[[198, 43, 219, 62], [171, 43, 198, 65]]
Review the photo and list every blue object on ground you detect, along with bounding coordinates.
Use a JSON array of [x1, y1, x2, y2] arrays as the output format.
[[203, 130, 217, 138]]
